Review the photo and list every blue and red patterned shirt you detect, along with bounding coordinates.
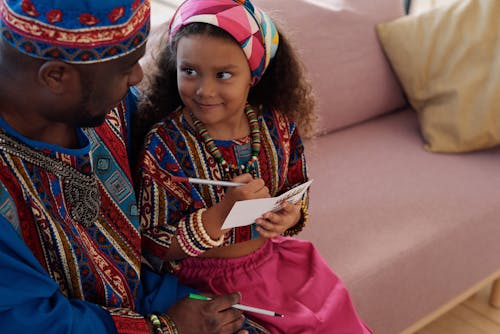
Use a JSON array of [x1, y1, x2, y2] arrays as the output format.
[[138, 107, 308, 266], [0, 89, 181, 333]]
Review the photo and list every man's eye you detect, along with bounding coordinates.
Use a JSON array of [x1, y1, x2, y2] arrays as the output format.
[[217, 72, 232, 80]]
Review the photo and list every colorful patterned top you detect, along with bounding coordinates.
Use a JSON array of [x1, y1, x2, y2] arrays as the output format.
[[0, 89, 192, 333], [138, 107, 309, 267]]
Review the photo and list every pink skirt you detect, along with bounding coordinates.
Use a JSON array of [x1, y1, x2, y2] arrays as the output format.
[[176, 237, 372, 334]]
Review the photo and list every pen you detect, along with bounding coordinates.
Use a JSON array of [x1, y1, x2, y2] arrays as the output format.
[[188, 293, 284, 317], [171, 175, 245, 187]]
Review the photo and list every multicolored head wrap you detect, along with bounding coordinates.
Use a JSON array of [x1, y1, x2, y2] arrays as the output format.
[[0, 0, 150, 63], [168, 0, 279, 85]]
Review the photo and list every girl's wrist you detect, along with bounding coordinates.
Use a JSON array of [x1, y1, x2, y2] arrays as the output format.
[[283, 202, 309, 236], [207, 200, 232, 229]]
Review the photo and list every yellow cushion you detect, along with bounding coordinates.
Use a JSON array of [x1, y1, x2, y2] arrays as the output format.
[[376, 0, 500, 153]]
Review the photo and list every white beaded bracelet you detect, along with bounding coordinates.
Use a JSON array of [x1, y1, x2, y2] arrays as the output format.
[[195, 208, 224, 247]]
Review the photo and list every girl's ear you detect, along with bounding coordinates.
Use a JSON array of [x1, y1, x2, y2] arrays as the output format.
[[37, 61, 77, 94]]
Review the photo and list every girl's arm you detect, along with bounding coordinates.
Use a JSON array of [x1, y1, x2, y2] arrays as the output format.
[[139, 146, 269, 264]]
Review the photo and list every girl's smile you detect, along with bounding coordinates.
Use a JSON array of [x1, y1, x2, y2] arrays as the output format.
[[195, 101, 224, 111]]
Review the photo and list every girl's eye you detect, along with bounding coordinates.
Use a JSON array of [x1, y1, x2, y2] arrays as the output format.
[[216, 72, 232, 80], [181, 67, 197, 76]]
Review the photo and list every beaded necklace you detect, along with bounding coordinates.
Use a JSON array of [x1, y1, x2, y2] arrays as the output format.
[[191, 104, 261, 180]]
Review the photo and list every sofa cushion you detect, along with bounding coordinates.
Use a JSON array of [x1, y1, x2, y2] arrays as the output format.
[[300, 109, 500, 333], [253, 0, 407, 135], [376, 0, 500, 153]]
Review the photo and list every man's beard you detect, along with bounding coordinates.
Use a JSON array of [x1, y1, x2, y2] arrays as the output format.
[[75, 99, 108, 128], [74, 75, 108, 128]]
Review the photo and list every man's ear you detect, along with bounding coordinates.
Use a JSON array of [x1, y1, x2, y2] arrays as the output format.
[[38, 61, 77, 94]]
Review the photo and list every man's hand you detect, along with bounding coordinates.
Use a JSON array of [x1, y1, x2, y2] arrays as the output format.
[[166, 292, 247, 334]]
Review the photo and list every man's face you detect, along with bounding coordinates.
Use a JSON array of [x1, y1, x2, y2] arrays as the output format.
[[65, 44, 146, 128]]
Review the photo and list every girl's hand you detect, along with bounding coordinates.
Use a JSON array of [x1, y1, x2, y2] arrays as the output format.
[[208, 174, 270, 234], [223, 173, 270, 204], [255, 201, 302, 238]]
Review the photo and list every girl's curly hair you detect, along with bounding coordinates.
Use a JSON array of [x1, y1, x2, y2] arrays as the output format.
[[134, 22, 316, 157]]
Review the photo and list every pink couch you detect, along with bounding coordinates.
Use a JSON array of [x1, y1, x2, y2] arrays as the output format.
[[253, 0, 500, 333]]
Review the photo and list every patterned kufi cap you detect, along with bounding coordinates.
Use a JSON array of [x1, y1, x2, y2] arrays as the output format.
[[0, 0, 150, 63], [168, 0, 279, 85]]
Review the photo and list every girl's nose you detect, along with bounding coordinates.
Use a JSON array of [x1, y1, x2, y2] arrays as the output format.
[[196, 77, 216, 97]]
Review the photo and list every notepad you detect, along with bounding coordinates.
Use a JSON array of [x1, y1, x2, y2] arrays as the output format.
[[221, 180, 313, 230]]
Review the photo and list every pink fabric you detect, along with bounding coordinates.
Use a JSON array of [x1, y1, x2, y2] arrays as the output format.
[[176, 237, 372, 334], [301, 109, 500, 333], [253, 0, 407, 134]]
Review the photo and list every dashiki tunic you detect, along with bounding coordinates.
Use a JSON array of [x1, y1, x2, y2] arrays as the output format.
[[139, 107, 373, 333], [0, 89, 192, 333], [139, 107, 308, 263]]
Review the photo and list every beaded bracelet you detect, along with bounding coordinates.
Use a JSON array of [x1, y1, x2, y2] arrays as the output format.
[[283, 201, 309, 236], [183, 214, 210, 253], [176, 218, 206, 257], [148, 313, 179, 334], [195, 208, 225, 247], [149, 314, 166, 334], [176, 208, 224, 257], [160, 314, 179, 334], [189, 210, 213, 249]]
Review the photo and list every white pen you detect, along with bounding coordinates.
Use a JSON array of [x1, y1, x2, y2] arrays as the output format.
[[188, 293, 284, 317], [170, 175, 245, 187], [231, 303, 284, 317]]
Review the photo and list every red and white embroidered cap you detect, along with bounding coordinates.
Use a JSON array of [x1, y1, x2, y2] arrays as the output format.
[[0, 0, 150, 63]]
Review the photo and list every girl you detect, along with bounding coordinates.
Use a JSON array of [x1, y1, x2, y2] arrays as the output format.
[[137, 0, 372, 333]]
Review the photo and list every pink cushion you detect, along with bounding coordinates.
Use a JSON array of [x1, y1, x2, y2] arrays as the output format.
[[253, 0, 407, 134], [301, 109, 500, 333]]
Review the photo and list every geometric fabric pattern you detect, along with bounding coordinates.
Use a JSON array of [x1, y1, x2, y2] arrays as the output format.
[[139, 107, 308, 265], [0, 0, 150, 63], [168, 0, 278, 84]]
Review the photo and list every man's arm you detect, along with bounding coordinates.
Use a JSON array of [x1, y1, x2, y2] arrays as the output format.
[[0, 215, 119, 333]]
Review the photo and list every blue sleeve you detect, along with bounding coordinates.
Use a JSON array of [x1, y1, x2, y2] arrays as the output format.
[[125, 86, 140, 149], [0, 215, 117, 334], [125, 86, 141, 169], [138, 265, 198, 314]]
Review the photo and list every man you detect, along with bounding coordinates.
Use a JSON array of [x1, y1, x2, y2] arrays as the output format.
[[0, 0, 264, 333]]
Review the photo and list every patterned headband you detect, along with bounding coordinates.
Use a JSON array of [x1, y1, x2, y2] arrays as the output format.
[[168, 0, 279, 85], [0, 0, 150, 63]]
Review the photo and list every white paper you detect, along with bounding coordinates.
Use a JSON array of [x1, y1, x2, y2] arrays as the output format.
[[221, 180, 313, 229]]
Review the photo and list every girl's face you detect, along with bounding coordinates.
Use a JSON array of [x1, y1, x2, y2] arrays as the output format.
[[176, 33, 252, 133]]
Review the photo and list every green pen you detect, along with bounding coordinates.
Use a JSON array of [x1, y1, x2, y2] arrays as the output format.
[[189, 293, 284, 317]]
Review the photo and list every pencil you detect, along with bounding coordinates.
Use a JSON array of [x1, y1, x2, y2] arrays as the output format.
[[170, 175, 245, 187], [188, 293, 284, 317]]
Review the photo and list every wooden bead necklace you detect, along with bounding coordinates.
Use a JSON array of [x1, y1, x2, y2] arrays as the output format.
[[191, 104, 261, 180]]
